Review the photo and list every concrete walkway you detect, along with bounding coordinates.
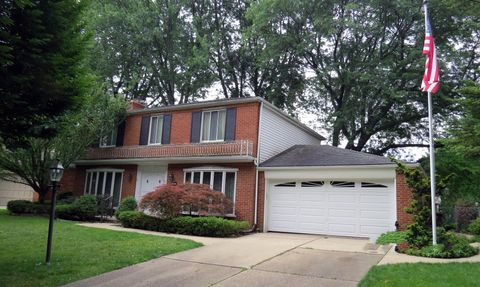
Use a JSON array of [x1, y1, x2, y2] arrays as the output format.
[[67, 224, 388, 287]]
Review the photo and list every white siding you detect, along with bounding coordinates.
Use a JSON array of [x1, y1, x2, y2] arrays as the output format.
[[259, 106, 321, 163]]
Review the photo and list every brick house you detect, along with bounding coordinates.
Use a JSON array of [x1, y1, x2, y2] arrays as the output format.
[[62, 97, 412, 240]]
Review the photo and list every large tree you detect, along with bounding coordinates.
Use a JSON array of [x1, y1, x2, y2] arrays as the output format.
[[191, 0, 304, 110], [436, 81, 480, 215], [89, 0, 213, 106], [0, 92, 127, 203], [247, 0, 479, 154], [0, 0, 92, 145]]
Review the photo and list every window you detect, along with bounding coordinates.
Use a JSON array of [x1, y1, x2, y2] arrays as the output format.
[[301, 181, 325, 187], [201, 110, 226, 142], [84, 169, 123, 207], [361, 182, 388, 188], [330, 181, 355, 188], [149, 115, 164, 145], [274, 182, 296, 187], [184, 167, 237, 209], [99, 129, 117, 148]]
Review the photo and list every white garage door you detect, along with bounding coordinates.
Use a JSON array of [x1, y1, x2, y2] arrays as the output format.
[[0, 179, 34, 206], [267, 180, 395, 238]]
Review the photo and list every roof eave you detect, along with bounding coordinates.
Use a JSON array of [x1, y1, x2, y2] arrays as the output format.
[[257, 164, 397, 171]]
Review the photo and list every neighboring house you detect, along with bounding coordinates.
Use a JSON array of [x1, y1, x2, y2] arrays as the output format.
[[0, 176, 36, 206], [61, 97, 412, 239]]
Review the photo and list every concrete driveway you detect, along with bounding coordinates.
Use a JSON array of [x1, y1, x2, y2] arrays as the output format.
[[65, 232, 390, 287]]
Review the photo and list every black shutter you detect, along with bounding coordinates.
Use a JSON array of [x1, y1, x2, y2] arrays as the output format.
[[225, 107, 236, 141], [139, 116, 150, 145], [190, 111, 202, 143], [162, 114, 172, 144], [116, 120, 126, 147]]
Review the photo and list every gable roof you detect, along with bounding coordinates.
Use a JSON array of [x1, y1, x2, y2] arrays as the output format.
[[128, 97, 325, 141], [259, 145, 393, 168]]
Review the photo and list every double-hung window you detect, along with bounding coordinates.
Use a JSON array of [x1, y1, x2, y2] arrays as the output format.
[[201, 110, 226, 142], [99, 128, 117, 148], [149, 115, 164, 145], [184, 167, 236, 212], [84, 169, 123, 207]]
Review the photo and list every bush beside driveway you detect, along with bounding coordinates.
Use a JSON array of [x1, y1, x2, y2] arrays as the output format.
[[0, 210, 201, 287]]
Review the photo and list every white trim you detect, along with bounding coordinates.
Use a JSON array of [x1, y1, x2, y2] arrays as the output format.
[[76, 156, 256, 165], [183, 166, 239, 172], [147, 115, 164, 146], [258, 164, 396, 171], [200, 109, 227, 143], [86, 168, 125, 172]]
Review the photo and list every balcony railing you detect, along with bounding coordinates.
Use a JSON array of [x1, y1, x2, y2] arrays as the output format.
[[82, 140, 254, 160]]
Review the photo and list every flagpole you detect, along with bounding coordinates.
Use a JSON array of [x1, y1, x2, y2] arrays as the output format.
[[427, 89, 437, 245], [423, 1, 437, 246]]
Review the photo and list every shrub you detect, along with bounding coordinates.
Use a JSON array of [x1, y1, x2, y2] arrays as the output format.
[[402, 228, 478, 258], [56, 195, 97, 221], [7, 200, 49, 214], [140, 183, 234, 219], [57, 192, 75, 204], [140, 184, 186, 219], [468, 218, 480, 235], [376, 231, 407, 245], [181, 183, 233, 215], [115, 197, 137, 218], [117, 211, 249, 237], [454, 200, 478, 231]]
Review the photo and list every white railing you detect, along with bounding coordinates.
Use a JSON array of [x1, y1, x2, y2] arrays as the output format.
[[83, 140, 254, 160]]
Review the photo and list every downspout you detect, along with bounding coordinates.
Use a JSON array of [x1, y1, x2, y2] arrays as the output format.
[[254, 101, 264, 228]]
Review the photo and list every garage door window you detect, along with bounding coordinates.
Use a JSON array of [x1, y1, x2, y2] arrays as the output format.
[[274, 182, 296, 187], [301, 181, 325, 187], [84, 169, 123, 207], [330, 181, 355, 188], [361, 182, 388, 188]]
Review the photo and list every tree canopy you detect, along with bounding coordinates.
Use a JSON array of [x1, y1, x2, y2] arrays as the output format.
[[0, 91, 127, 203], [0, 0, 92, 145], [87, 0, 479, 154]]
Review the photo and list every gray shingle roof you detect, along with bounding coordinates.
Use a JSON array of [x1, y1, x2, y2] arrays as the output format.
[[260, 145, 393, 167]]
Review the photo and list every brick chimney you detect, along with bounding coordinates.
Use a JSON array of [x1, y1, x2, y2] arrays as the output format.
[[128, 99, 146, 111]]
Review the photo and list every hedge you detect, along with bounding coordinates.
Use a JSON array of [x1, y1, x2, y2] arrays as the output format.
[[7, 200, 50, 215], [117, 211, 250, 237], [8, 195, 98, 221]]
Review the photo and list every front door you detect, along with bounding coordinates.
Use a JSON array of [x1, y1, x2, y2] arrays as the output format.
[[136, 166, 167, 201]]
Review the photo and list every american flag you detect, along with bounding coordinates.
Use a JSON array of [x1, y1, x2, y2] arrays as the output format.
[[421, 7, 440, 93]]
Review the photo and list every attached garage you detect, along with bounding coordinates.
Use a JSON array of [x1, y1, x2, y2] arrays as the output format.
[[0, 178, 35, 206], [260, 145, 399, 240]]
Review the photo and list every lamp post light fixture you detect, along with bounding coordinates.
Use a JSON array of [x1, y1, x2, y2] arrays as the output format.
[[46, 159, 64, 265]]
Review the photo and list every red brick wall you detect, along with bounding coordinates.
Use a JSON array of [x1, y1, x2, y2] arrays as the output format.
[[59, 165, 137, 201], [121, 102, 260, 152], [124, 114, 142, 146], [396, 171, 413, 229], [167, 162, 257, 225], [256, 171, 265, 231]]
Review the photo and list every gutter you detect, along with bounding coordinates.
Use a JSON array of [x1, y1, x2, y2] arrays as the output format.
[[257, 164, 397, 171]]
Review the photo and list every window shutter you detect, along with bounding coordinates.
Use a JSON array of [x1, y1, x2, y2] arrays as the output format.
[[116, 120, 126, 146], [162, 114, 172, 144], [139, 116, 150, 145], [225, 107, 236, 141], [190, 111, 202, 143]]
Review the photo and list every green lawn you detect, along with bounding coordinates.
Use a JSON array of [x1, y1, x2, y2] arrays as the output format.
[[359, 263, 480, 287], [0, 209, 201, 287]]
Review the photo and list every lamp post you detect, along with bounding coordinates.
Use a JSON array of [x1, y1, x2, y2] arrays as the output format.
[[46, 159, 64, 265]]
